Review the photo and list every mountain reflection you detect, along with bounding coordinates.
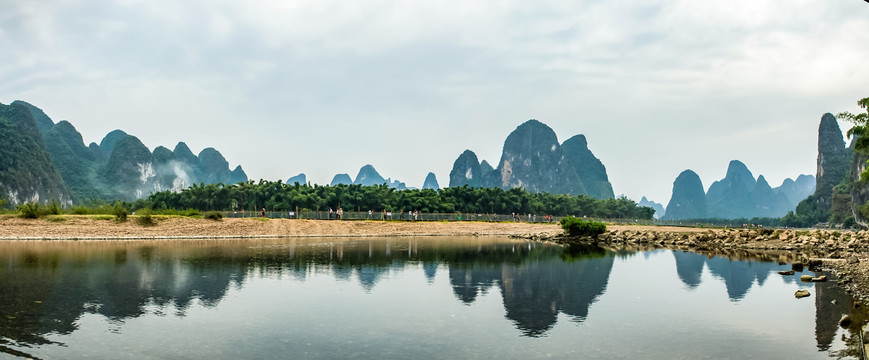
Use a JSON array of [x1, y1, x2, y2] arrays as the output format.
[[672, 251, 791, 300], [669, 250, 859, 352], [0, 239, 862, 358], [448, 244, 614, 336]]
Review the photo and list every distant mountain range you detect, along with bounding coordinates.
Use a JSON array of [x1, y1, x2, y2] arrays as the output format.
[[0, 100, 247, 204], [288, 165, 435, 190], [0, 101, 831, 221], [662, 161, 814, 220]]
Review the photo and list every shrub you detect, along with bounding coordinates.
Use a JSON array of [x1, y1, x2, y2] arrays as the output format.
[[203, 211, 223, 221], [559, 216, 607, 237], [47, 199, 62, 215], [136, 208, 154, 226], [112, 203, 128, 222], [17, 202, 45, 219]]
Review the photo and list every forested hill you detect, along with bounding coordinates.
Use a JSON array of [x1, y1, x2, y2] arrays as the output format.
[[0, 100, 248, 204]]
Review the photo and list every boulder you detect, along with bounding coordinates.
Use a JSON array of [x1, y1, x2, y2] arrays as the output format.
[[795, 290, 811, 299]]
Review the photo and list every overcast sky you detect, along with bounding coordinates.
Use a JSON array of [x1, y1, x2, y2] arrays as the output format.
[[2, 0, 868, 205]]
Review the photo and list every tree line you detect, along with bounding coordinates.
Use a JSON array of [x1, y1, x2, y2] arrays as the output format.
[[137, 180, 655, 219]]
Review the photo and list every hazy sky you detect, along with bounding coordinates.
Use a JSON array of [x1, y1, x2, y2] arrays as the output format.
[[2, 0, 868, 205]]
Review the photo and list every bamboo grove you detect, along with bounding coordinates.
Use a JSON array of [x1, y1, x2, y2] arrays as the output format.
[[137, 180, 656, 219]]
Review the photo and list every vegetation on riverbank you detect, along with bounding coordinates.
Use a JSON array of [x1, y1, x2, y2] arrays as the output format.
[[559, 216, 607, 237], [139, 181, 656, 219]]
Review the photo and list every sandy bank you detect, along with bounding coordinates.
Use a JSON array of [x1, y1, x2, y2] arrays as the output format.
[[0, 216, 564, 240]]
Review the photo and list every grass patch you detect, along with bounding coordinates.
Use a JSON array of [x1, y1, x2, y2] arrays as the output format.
[[153, 208, 201, 217], [91, 215, 114, 221], [46, 215, 67, 223]]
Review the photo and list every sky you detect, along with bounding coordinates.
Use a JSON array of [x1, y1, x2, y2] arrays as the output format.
[[2, 0, 868, 205]]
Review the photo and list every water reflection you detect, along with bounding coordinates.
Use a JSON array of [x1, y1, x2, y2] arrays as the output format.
[[0, 238, 864, 359]]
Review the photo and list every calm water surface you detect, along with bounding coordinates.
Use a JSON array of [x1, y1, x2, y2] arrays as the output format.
[[0, 237, 864, 359]]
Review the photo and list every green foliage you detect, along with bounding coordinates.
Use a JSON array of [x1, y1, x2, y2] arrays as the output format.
[[46, 199, 62, 215], [140, 181, 655, 219], [0, 197, 6, 209], [782, 195, 829, 228], [559, 216, 607, 237], [203, 211, 223, 221], [135, 208, 154, 226], [153, 208, 201, 217], [46, 215, 67, 223], [0, 103, 69, 203], [112, 203, 128, 222], [17, 202, 45, 219]]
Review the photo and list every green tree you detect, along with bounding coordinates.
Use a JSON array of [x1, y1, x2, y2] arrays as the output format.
[[839, 97, 869, 180]]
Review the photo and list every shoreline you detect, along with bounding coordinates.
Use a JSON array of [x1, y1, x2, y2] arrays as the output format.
[[6, 215, 869, 302]]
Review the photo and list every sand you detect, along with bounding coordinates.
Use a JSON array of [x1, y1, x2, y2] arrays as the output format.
[[0, 215, 566, 239]]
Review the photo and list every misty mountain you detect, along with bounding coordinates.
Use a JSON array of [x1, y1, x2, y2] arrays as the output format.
[[0, 101, 70, 205], [0, 100, 248, 204], [330, 174, 352, 186], [664, 161, 812, 220], [287, 173, 307, 185], [448, 119, 614, 199], [638, 196, 666, 219]]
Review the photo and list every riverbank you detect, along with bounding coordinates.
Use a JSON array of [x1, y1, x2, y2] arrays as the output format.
[[7, 215, 869, 302], [535, 227, 869, 303], [0, 215, 563, 239]]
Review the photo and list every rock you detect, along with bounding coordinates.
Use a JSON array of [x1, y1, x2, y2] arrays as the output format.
[[800, 275, 814, 282], [795, 289, 811, 299], [812, 275, 828, 282], [839, 315, 852, 328], [848, 256, 860, 264], [778, 270, 795, 276], [792, 263, 804, 271]]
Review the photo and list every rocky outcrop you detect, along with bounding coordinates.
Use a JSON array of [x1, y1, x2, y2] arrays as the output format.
[[496, 120, 585, 195], [663, 170, 707, 220], [638, 196, 666, 219], [562, 135, 614, 199], [849, 138, 869, 227], [422, 172, 439, 190], [447, 120, 614, 198], [815, 113, 850, 210], [449, 150, 486, 188]]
